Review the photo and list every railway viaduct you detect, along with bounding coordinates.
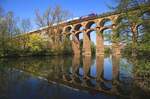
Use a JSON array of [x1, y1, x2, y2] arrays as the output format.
[[28, 6, 150, 56]]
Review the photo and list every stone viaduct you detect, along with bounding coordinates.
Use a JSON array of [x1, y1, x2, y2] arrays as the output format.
[[63, 14, 120, 56], [28, 6, 150, 56]]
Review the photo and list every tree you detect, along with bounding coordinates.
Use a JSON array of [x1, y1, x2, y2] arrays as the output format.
[[111, 0, 149, 56], [20, 19, 32, 33], [0, 7, 5, 56], [35, 5, 71, 49], [0, 6, 30, 57], [18, 19, 32, 50], [0, 9, 16, 56]]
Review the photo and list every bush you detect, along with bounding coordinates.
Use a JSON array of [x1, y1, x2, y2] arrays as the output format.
[[104, 47, 111, 54], [91, 42, 96, 55]]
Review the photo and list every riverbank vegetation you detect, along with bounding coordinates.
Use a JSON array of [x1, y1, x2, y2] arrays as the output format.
[[111, 0, 150, 58], [0, 5, 72, 57], [111, 0, 150, 90]]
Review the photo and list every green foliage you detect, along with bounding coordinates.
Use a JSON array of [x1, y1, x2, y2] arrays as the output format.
[[135, 60, 150, 73], [137, 20, 150, 57], [62, 38, 72, 55], [122, 43, 132, 56], [0, 33, 73, 57], [110, 0, 150, 57], [91, 42, 96, 55], [0, 5, 72, 57], [104, 47, 111, 54]]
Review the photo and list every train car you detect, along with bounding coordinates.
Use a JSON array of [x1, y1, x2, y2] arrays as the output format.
[[80, 13, 97, 20]]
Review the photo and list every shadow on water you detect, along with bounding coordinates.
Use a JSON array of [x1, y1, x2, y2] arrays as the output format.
[[0, 54, 150, 99]]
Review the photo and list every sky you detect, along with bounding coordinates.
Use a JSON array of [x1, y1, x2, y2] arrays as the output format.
[[0, 0, 116, 45], [0, 0, 116, 26]]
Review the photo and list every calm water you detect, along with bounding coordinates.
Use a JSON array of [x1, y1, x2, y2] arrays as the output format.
[[0, 55, 149, 99]]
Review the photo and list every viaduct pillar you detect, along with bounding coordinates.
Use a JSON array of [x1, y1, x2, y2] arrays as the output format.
[[72, 33, 80, 55], [83, 56, 91, 79], [83, 30, 91, 56], [112, 55, 120, 81], [96, 55, 104, 81], [96, 28, 104, 55]]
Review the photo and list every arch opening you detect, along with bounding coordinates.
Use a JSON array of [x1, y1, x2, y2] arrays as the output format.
[[116, 16, 129, 25], [141, 11, 150, 20], [101, 28, 113, 54], [102, 29, 112, 46], [116, 17, 131, 44], [65, 26, 72, 33], [87, 30, 96, 55], [137, 24, 145, 41], [86, 21, 97, 29], [119, 26, 132, 43], [76, 32, 83, 53], [74, 24, 84, 31], [100, 19, 112, 27], [66, 34, 73, 41]]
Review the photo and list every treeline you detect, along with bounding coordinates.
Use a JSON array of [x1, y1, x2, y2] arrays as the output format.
[[110, 0, 150, 58], [0, 5, 72, 57]]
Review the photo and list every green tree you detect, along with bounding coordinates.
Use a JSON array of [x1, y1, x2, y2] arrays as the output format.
[[111, 0, 149, 56], [0, 9, 18, 56]]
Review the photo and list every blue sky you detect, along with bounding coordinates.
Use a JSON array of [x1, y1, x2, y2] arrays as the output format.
[[0, 0, 116, 26], [0, 0, 116, 45]]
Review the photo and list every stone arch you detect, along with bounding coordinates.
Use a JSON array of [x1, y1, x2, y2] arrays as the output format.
[[85, 21, 97, 29], [100, 27, 111, 32], [136, 24, 145, 41], [116, 16, 128, 24], [137, 24, 144, 34], [87, 29, 96, 40], [64, 25, 73, 33], [101, 28, 113, 46], [115, 15, 129, 25], [66, 33, 73, 40], [115, 16, 131, 43], [74, 24, 84, 31], [116, 15, 123, 23], [87, 29, 97, 55], [75, 31, 83, 41], [100, 18, 112, 27], [141, 11, 150, 20], [75, 31, 84, 51]]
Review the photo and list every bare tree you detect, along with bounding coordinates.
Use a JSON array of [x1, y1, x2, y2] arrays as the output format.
[[16, 18, 32, 50], [35, 5, 70, 47], [20, 18, 32, 33]]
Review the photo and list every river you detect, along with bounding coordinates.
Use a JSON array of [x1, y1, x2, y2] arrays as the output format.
[[0, 55, 149, 99]]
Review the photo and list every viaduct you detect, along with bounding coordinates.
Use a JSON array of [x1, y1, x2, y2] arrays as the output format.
[[28, 6, 150, 56]]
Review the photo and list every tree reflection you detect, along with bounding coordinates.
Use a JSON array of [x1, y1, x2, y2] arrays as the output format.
[[0, 54, 150, 98]]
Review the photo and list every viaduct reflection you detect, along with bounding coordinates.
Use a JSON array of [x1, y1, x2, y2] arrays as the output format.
[[59, 55, 121, 95], [1, 55, 150, 98], [0, 55, 122, 96]]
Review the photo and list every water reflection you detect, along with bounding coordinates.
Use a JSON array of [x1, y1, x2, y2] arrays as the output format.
[[0, 55, 150, 99]]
